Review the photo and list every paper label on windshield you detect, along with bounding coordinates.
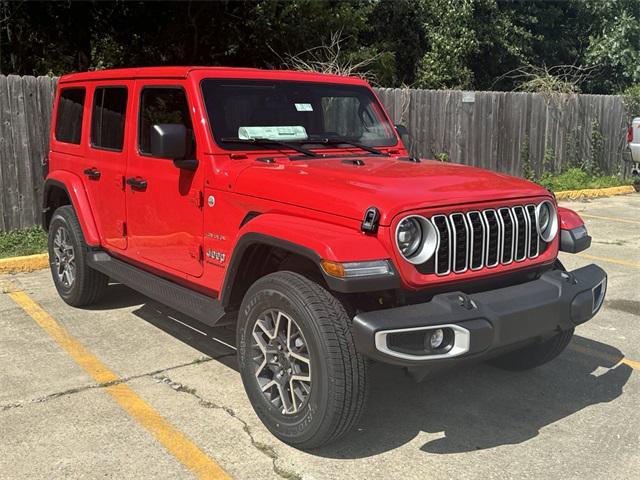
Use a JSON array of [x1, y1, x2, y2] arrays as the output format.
[[238, 126, 308, 141], [295, 103, 313, 112]]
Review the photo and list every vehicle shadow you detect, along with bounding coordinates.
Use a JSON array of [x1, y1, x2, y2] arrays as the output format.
[[316, 335, 632, 458], [93, 284, 632, 458], [83, 282, 149, 310]]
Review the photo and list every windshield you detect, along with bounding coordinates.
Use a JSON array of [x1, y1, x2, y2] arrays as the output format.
[[200, 79, 397, 151]]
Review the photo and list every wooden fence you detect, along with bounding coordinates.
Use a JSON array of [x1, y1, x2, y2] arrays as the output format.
[[0, 75, 632, 232], [376, 88, 629, 178], [0, 75, 57, 231]]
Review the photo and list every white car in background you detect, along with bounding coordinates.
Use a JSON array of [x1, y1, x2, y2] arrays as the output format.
[[628, 118, 640, 176]]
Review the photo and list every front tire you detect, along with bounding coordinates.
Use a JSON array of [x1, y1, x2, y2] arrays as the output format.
[[488, 328, 574, 371], [48, 206, 108, 307], [237, 271, 368, 449]]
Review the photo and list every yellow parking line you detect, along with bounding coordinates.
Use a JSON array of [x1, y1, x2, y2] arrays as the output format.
[[575, 253, 640, 269], [568, 343, 639, 370], [7, 289, 230, 480], [580, 214, 640, 225], [621, 358, 640, 370]]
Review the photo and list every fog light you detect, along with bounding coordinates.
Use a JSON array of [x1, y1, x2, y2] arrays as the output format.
[[427, 328, 445, 349]]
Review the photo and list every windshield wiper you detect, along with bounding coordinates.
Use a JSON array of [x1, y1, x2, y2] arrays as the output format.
[[301, 136, 390, 156], [220, 137, 320, 158]]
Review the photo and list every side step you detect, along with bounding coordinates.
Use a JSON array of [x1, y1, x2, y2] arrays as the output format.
[[87, 251, 226, 327]]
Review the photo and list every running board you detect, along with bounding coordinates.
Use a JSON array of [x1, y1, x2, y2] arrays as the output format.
[[87, 251, 226, 327]]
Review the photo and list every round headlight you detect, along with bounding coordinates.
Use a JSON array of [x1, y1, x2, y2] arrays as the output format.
[[395, 215, 438, 264], [397, 217, 422, 258], [536, 200, 558, 242]]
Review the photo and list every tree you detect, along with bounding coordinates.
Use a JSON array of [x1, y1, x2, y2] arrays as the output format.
[[583, 0, 640, 93]]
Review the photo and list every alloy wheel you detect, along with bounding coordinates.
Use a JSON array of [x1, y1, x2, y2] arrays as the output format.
[[52, 226, 76, 288], [251, 309, 312, 415]]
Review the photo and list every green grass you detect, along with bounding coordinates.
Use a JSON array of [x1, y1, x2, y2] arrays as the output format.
[[537, 168, 634, 192], [0, 226, 48, 259]]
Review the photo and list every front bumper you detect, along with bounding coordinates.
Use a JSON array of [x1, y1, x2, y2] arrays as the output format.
[[352, 264, 607, 367]]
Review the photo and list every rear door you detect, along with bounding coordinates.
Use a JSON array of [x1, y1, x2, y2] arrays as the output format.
[[125, 80, 204, 277], [84, 83, 131, 250]]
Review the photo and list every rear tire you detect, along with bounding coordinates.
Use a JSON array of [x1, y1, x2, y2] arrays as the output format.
[[237, 271, 368, 449], [48, 206, 108, 307], [488, 328, 574, 371]]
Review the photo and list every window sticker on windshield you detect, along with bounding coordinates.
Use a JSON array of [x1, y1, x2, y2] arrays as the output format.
[[238, 126, 308, 141], [295, 103, 313, 112]]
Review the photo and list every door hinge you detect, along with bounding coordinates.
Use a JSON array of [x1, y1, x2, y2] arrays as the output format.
[[190, 190, 204, 208], [122, 221, 127, 237], [199, 245, 204, 263]]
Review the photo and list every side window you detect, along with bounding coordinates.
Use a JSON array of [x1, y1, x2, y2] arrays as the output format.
[[91, 87, 128, 151], [55, 88, 86, 144], [138, 87, 192, 156]]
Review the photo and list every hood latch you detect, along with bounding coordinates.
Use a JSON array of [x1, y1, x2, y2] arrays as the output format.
[[361, 207, 380, 234]]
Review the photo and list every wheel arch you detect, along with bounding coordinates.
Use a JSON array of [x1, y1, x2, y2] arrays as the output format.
[[220, 233, 324, 310], [219, 213, 399, 310], [43, 173, 100, 246]]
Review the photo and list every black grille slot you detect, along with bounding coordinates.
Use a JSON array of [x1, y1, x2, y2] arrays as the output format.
[[484, 210, 500, 267], [468, 212, 484, 270], [451, 213, 469, 272], [433, 215, 451, 275], [526, 204, 539, 257], [513, 206, 528, 261], [499, 208, 514, 263]]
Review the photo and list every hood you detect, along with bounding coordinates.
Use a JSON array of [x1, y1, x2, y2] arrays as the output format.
[[233, 156, 550, 225]]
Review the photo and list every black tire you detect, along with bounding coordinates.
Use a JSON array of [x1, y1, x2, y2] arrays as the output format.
[[488, 328, 574, 371], [48, 205, 108, 307], [237, 271, 368, 449]]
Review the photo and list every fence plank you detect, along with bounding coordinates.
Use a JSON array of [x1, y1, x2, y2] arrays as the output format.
[[23, 75, 46, 225], [0, 75, 21, 230], [8, 75, 36, 228]]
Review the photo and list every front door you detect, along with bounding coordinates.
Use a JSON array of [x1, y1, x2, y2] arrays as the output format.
[[125, 81, 204, 277], [84, 83, 130, 250]]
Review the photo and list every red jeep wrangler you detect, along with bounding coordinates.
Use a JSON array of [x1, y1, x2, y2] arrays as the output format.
[[44, 67, 606, 448]]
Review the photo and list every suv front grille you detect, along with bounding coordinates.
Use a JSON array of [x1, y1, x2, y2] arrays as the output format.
[[431, 204, 541, 276]]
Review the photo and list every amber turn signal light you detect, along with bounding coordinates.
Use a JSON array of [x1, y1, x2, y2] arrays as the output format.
[[320, 259, 392, 279]]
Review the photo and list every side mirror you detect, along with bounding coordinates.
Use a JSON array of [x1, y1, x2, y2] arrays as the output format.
[[150, 124, 198, 171], [395, 124, 411, 149]]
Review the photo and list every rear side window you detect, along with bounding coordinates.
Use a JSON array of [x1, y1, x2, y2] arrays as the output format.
[[138, 87, 192, 155], [55, 88, 86, 144], [91, 87, 128, 151]]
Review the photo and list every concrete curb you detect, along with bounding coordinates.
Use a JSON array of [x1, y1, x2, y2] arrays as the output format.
[[555, 184, 637, 200], [0, 253, 49, 275]]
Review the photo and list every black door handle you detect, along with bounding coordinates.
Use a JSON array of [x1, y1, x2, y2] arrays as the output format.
[[126, 177, 148, 190], [83, 168, 101, 180]]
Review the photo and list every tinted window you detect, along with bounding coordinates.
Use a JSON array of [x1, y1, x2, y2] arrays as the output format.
[[55, 88, 86, 144], [91, 87, 128, 151], [200, 79, 396, 150], [138, 87, 192, 155]]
